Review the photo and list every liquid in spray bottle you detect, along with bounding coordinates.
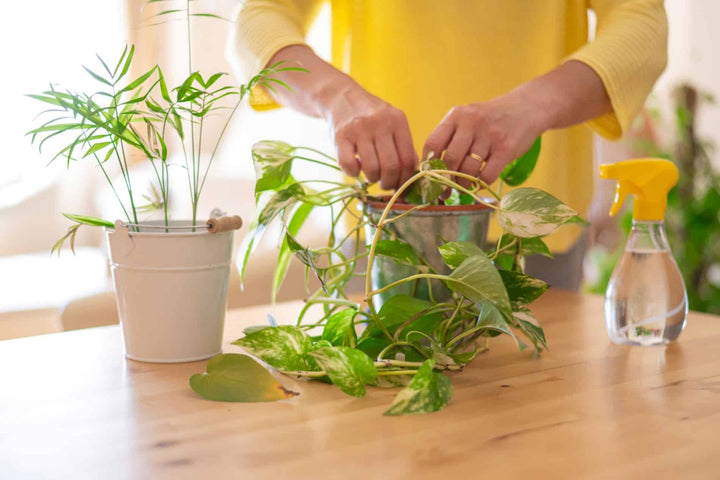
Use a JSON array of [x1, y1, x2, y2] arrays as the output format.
[[599, 159, 688, 346]]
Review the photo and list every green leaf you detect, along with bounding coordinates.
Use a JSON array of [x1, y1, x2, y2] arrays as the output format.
[[82, 65, 112, 86], [355, 337, 392, 361], [363, 295, 441, 339], [233, 326, 320, 372], [271, 203, 314, 302], [513, 308, 547, 351], [373, 239, 420, 266], [421, 158, 448, 204], [518, 236, 554, 258], [285, 231, 327, 291], [117, 66, 157, 95], [438, 241, 485, 268], [321, 308, 358, 347], [475, 301, 515, 337], [252, 140, 296, 193], [257, 183, 304, 226], [189, 354, 298, 402], [112, 45, 131, 78], [499, 270, 548, 308], [468, 302, 527, 351], [384, 360, 452, 416], [63, 213, 114, 228], [81, 141, 112, 159], [500, 136, 541, 186], [447, 253, 512, 316], [309, 346, 377, 397], [158, 69, 171, 102], [497, 187, 582, 238]]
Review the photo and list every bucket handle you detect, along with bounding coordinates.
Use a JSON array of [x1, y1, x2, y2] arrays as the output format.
[[114, 216, 243, 234]]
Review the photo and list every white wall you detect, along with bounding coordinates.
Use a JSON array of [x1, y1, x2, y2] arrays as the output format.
[[655, 0, 720, 163]]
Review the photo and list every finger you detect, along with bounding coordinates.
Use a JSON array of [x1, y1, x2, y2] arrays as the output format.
[[422, 121, 455, 163], [357, 138, 380, 184], [457, 141, 491, 189], [336, 136, 360, 177], [443, 130, 474, 173], [393, 117, 418, 186], [375, 134, 400, 190], [479, 149, 513, 186]]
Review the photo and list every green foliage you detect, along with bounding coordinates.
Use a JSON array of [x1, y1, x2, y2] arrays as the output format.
[[384, 360, 452, 416], [500, 136, 542, 186], [321, 308, 358, 347], [309, 346, 377, 397], [373, 239, 420, 266], [28, 1, 306, 247], [180, 94, 584, 414], [189, 354, 298, 402], [51, 214, 115, 255], [232, 326, 320, 372], [497, 188, 583, 238], [203, 141, 586, 415]]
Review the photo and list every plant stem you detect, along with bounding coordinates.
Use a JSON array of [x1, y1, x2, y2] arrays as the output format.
[[377, 370, 418, 376], [293, 155, 342, 171], [364, 170, 429, 339], [367, 273, 450, 299], [432, 169, 502, 202], [426, 171, 500, 206], [280, 369, 327, 378]]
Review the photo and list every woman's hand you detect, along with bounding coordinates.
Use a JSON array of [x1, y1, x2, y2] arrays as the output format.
[[423, 60, 613, 187], [422, 93, 546, 188], [324, 84, 417, 190], [264, 45, 417, 190]]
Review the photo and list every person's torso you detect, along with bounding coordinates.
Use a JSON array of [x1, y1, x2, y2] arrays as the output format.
[[328, 0, 594, 251]]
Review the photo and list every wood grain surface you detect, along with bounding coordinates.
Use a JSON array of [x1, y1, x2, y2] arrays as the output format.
[[1, 290, 718, 479]]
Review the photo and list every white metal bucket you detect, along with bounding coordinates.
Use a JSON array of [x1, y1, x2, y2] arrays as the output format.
[[105, 221, 233, 363]]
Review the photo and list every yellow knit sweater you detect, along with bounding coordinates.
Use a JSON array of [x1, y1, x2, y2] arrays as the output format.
[[233, 0, 668, 252]]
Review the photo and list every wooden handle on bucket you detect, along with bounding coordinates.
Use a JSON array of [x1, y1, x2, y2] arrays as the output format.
[[207, 215, 243, 233]]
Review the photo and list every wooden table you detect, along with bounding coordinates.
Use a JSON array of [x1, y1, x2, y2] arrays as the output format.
[[1, 290, 719, 479]]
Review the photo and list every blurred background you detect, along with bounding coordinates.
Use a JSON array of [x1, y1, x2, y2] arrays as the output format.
[[0, 0, 718, 339]]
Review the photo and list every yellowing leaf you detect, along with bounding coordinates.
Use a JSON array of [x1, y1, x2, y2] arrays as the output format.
[[189, 354, 298, 402]]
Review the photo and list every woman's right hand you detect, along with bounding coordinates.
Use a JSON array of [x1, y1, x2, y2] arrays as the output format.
[[266, 45, 417, 191], [322, 84, 418, 190]]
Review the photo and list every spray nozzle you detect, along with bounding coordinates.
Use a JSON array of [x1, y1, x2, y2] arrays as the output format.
[[599, 159, 678, 221]]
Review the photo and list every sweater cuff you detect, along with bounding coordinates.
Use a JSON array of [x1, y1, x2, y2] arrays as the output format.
[[567, 53, 625, 140]]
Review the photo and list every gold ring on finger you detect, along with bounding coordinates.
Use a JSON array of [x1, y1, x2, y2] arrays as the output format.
[[469, 153, 487, 173]]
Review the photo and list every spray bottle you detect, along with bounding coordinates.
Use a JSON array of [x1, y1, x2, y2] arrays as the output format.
[[599, 159, 687, 346]]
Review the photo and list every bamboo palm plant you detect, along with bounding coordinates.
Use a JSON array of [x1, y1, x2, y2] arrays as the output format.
[[27, 1, 302, 249]]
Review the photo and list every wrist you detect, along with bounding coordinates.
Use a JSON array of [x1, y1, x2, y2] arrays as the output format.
[[311, 72, 362, 122]]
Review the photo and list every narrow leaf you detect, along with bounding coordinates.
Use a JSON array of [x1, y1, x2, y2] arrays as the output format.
[[63, 213, 114, 227]]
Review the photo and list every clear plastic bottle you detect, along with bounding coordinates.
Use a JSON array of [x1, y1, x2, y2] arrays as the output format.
[[599, 158, 688, 346], [604, 220, 687, 345]]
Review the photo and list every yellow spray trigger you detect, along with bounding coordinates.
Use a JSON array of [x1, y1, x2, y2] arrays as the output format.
[[599, 159, 678, 221]]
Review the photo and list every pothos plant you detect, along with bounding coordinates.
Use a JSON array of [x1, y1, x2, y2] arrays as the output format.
[[189, 137, 588, 415], [27, 0, 302, 248]]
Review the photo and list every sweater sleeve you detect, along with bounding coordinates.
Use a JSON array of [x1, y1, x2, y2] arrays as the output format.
[[569, 0, 668, 140], [230, 0, 324, 108]]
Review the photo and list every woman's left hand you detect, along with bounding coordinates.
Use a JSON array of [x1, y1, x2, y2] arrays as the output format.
[[422, 92, 548, 187]]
